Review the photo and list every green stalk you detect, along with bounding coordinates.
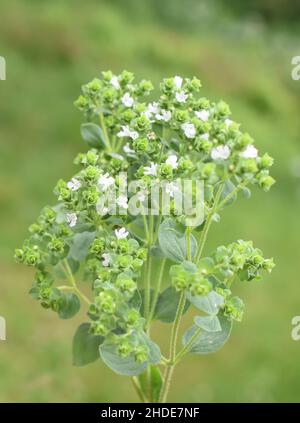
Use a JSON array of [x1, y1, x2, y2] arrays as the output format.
[[99, 112, 112, 152], [147, 258, 166, 327], [62, 259, 91, 305]]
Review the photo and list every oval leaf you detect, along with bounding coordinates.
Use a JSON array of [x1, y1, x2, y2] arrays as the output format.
[[138, 366, 163, 403], [72, 323, 103, 366], [194, 315, 221, 332], [187, 290, 224, 315], [58, 293, 80, 319], [68, 231, 95, 261], [80, 123, 106, 148], [158, 219, 197, 263], [183, 316, 232, 354], [154, 287, 190, 323]]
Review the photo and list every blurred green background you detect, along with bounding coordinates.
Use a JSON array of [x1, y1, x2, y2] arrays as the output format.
[[1, 0, 300, 403]]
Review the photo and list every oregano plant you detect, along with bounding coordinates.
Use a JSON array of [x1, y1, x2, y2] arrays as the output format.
[[15, 71, 275, 403]]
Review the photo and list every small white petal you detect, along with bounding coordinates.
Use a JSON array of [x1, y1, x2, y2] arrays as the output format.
[[240, 145, 258, 159], [144, 162, 157, 176], [181, 122, 196, 139], [211, 145, 231, 161], [224, 118, 233, 127], [176, 91, 188, 103], [195, 110, 210, 121], [67, 178, 81, 191], [200, 133, 209, 140], [98, 173, 115, 191], [66, 213, 77, 228], [166, 154, 178, 169], [115, 227, 129, 240], [110, 76, 120, 89], [174, 76, 183, 90], [123, 143, 135, 154], [165, 182, 180, 198], [122, 92, 134, 107], [102, 253, 110, 267], [117, 196, 128, 209]]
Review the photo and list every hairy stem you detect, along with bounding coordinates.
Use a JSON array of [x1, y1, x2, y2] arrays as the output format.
[[99, 112, 112, 152], [131, 377, 147, 403], [175, 327, 202, 363]]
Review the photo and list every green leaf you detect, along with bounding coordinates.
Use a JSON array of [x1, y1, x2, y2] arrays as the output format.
[[183, 316, 232, 354], [68, 231, 95, 261], [54, 257, 79, 278], [138, 366, 163, 403], [58, 293, 80, 319], [127, 216, 146, 242], [72, 323, 103, 366], [220, 180, 237, 207], [194, 315, 221, 332], [80, 123, 107, 148], [158, 219, 197, 263], [154, 286, 190, 323], [99, 332, 161, 376], [187, 290, 224, 315]]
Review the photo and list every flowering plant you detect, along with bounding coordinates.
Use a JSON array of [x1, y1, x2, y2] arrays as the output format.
[[15, 71, 275, 403]]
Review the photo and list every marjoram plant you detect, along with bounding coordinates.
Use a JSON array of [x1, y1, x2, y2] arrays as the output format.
[[15, 71, 275, 403]]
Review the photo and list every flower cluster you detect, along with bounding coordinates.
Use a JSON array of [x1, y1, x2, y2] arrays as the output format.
[[15, 72, 275, 389]]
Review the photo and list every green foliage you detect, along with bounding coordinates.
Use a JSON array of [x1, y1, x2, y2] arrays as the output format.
[[15, 70, 275, 402]]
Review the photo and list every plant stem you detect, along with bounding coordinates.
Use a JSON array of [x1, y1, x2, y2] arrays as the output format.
[[99, 112, 112, 152], [186, 226, 192, 261], [175, 327, 202, 364], [131, 377, 147, 403], [143, 246, 152, 325], [147, 258, 166, 326], [62, 259, 91, 305], [159, 291, 186, 402], [195, 183, 224, 263]]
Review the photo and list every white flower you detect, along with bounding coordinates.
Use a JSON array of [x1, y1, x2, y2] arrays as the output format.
[[166, 154, 178, 169], [117, 125, 139, 140], [176, 91, 188, 103], [211, 145, 231, 161], [156, 109, 172, 122], [148, 102, 159, 114], [67, 178, 81, 191], [102, 253, 110, 267], [123, 143, 135, 154], [195, 110, 210, 121], [200, 133, 209, 140], [144, 162, 157, 176], [181, 122, 196, 139], [240, 145, 258, 159], [165, 182, 180, 198], [98, 173, 115, 191], [115, 227, 129, 240], [122, 92, 134, 107], [116, 195, 128, 209], [66, 213, 77, 228], [224, 118, 233, 127], [96, 201, 109, 216], [110, 75, 120, 89], [174, 76, 183, 89]]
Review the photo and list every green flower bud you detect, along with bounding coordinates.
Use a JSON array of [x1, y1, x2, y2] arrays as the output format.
[[84, 187, 99, 205], [188, 77, 202, 92], [102, 70, 113, 81], [29, 223, 43, 234], [189, 276, 212, 296], [135, 116, 150, 132], [215, 101, 231, 117], [96, 292, 116, 314], [85, 78, 102, 94], [125, 309, 140, 326], [258, 153, 274, 169], [139, 80, 153, 93], [262, 258, 275, 272], [116, 239, 129, 254], [90, 238, 105, 255], [116, 277, 136, 295], [136, 248, 147, 260], [160, 164, 173, 179], [201, 162, 216, 178], [239, 159, 258, 174], [223, 296, 245, 322], [117, 255, 132, 269], [25, 247, 41, 267], [178, 158, 194, 172], [14, 248, 25, 263], [91, 321, 109, 337], [133, 138, 149, 153], [59, 187, 72, 202], [258, 174, 275, 191], [103, 88, 117, 103], [118, 339, 133, 357], [131, 258, 143, 271], [119, 70, 134, 85], [121, 109, 136, 123], [173, 109, 189, 123], [162, 78, 175, 92], [236, 133, 253, 149], [135, 345, 148, 363], [86, 151, 99, 165], [84, 165, 99, 182], [48, 237, 65, 254], [74, 95, 88, 110]]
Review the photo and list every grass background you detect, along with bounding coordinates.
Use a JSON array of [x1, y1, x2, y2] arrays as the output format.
[[1, 0, 300, 402]]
